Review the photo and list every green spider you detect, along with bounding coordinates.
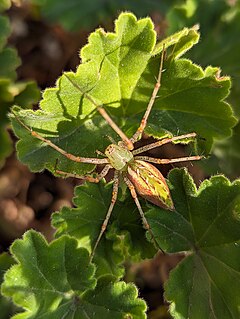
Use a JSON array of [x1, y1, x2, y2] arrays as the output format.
[[14, 48, 202, 261]]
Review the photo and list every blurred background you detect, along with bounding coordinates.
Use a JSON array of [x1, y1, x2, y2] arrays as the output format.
[[0, 0, 240, 318]]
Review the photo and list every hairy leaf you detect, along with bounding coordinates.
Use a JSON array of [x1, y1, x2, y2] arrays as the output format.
[[146, 168, 240, 319], [52, 181, 156, 278], [1, 231, 146, 319]]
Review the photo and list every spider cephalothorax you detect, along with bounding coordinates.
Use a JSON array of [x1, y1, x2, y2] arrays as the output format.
[[105, 143, 133, 170]]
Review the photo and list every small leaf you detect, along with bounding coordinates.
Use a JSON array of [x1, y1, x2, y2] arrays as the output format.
[[146, 168, 240, 319], [153, 25, 199, 58], [0, 15, 10, 50], [1, 231, 146, 319], [0, 128, 12, 165], [52, 181, 156, 278], [0, 47, 21, 79], [0, 10, 40, 165]]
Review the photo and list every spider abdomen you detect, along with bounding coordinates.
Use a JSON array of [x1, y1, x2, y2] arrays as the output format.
[[127, 160, 174, 210]]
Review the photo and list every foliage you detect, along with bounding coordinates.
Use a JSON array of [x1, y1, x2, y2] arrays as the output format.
[[167, 0, 240, 178], [52, 181, 157, 278], [0, 253, 16, 319], [167, 0, 240, 103], [2, 12, 240, 319], [9, 14, 236, 176], [148, 169, 240, 319], [1, 231, 147, 319], [0, 6, 40, 165], [30, 0, 175, 31], [29, 0, 240, 178]]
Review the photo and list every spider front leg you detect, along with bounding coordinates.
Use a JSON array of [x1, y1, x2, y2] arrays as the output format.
[[130, 45, 165, 144], [90, 170, 120, 262]]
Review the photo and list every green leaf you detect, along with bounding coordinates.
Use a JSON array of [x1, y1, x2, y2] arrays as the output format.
[[0, 253, 14, 284], [82, 276, 147, 319], [166, 1, 240, 176], [153, 25, 199, 58], [1, 231, 96, 317], [0, 253, 16, 319], [31, 0, 175, 31], [0, 10, 40, 165], [1, 231, 146, 319], [0, 15, 10, 50], [52, 181, 156, 278], [0, 127, 12, 165], [10, 13, 236, 177], [126, 59, 235, 154], [211, 122, 240, 178], [146, 168, 240, 319], [0, 47, 21, 79], [0, 0, 11, 13], [0, 79, 40, 164], [167, 0, 240, 95]]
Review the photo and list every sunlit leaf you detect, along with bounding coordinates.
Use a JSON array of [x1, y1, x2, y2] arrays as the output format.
[[147, 168, 240, 319], [1, 231, 147, 319]]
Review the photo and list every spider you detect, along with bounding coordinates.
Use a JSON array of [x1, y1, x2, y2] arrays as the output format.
[[14, 48, 202, 262]]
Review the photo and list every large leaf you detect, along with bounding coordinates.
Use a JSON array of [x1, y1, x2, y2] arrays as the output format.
[[52, 181, 156, 278], [146, 168, 240, 319], [1, 231, 147, 319], [10, 13, 236, 177]]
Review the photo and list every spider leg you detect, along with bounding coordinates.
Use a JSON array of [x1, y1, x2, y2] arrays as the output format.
[[124, 176, 164, 254], [13, 113, 109, 165], [55, 164, 112, 183], [90, 170, 120, 263], [134, 155, 203, 165], [96, 150, 106, 157], [133, 132, 197, 155], [130, 45, 165, 143], [64, 74, 134, 150]]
